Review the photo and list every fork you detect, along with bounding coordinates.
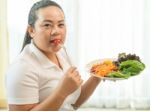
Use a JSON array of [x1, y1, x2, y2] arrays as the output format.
[[59, 44, 73, 67]]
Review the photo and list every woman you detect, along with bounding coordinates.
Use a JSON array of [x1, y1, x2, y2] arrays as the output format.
[[6, 0, 101, 111]]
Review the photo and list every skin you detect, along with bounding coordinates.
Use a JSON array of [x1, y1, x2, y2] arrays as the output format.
[[28, 6, 66, 64], [9, 6, 101, 111]]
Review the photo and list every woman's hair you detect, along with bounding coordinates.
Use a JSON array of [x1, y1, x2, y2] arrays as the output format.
[[21, 0, 63, 51]]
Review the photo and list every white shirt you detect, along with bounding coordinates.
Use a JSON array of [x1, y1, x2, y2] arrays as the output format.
[[6, 42, 81, 111]]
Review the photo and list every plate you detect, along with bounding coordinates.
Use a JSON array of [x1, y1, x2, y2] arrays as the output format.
[[90, 73, 125, 81], [85, 58, 127, 81]]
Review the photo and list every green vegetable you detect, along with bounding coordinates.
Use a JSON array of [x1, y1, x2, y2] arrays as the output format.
[[119, 60, 145, 76], [107, 60, 145, 78], [107, 71, 130, 78]]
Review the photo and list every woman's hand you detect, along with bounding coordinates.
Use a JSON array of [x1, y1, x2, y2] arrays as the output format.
[[56, 67, 83, 98]]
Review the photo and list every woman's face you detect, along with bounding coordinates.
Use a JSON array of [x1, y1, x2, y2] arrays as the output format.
[[29, 6, 66, 54]]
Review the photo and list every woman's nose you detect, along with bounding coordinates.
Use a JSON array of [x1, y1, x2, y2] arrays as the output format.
[[51, 26, 59, 35]]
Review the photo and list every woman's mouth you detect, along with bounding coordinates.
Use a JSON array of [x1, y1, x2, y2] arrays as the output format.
[[50, 39, 62, 45]]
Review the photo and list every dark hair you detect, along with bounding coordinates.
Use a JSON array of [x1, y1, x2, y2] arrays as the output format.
[[21, 0, 63, 51]]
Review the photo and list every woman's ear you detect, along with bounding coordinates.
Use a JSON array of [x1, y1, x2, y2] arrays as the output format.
[[27, 25, 35, 38]]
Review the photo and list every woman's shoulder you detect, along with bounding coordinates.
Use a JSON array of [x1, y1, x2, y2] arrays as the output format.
[[6, 44, 40, 77], [6, 58, 35, 75], [8, 44, 41, 71]]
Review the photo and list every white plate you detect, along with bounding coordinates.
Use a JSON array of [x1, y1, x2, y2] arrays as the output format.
[[90, 73, 125, 81], [85, 58, 127, 81]]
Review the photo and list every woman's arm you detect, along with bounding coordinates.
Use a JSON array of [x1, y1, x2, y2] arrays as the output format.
[[72, 76, 101, 109], [9, 67, 83, 111], [9, 88, 67, 111]]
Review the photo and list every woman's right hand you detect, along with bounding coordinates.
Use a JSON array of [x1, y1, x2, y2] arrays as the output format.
[[56, 67, 83, 98]]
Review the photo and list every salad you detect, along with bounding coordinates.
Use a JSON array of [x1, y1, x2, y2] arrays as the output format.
[[90, 53, 145, 79]]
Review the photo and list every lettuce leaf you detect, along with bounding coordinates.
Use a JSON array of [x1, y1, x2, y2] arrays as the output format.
[[119, 60, 145, 76], [107, 71, 130, 78], [107, 60, 145, 78]]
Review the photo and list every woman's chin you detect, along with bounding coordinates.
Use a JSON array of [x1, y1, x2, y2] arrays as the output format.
[[52, 47, 61, 52]]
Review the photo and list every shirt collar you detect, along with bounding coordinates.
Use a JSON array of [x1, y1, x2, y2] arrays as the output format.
[[29, 41, 56, 68], [29, 41, 71, 71]]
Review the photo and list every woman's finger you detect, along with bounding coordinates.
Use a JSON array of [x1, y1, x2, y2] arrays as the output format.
[[67, 67, 76, 74]]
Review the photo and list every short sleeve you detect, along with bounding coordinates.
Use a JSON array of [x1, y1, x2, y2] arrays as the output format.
[[5, 60, 39, 104]]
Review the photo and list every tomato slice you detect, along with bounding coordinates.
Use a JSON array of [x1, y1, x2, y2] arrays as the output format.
[[50, 39, 61, 45]]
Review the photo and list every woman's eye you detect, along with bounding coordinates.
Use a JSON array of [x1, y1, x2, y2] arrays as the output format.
[[44, 24, 52, 28], [59, 24, 65, 27]]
